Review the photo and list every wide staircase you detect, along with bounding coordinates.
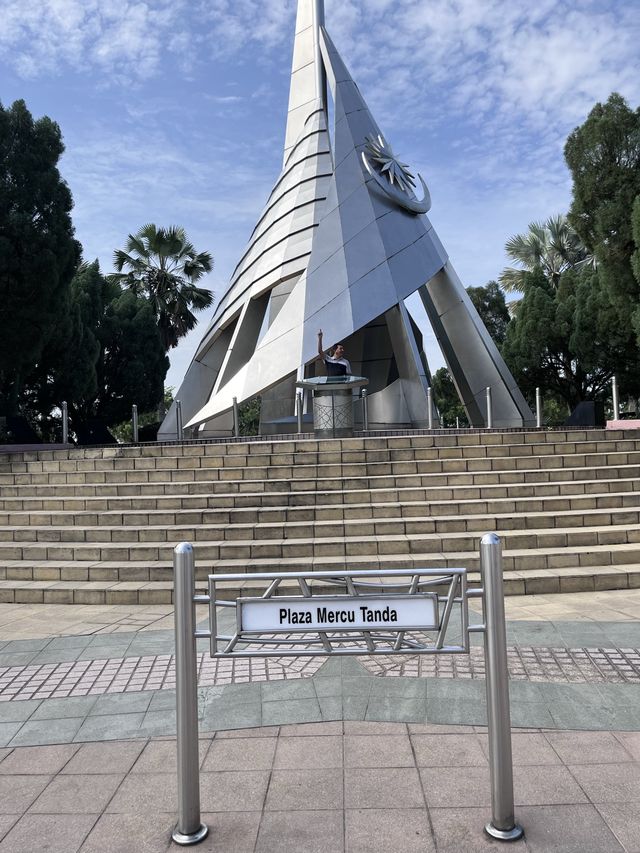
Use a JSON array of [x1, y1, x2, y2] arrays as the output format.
[[0, 428, 639, 605]]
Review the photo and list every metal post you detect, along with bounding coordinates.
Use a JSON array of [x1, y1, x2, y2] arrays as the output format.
[[233, 397, 240, 438], [427, 387, 433, 430], [61, 401, 68, 445], [536, 388, 542, 429], [456, 417, 460, 429], [480, 533, 524, 842], [132, 404, 139, 443], [486, 386, 493, 429], [176, 400, 184, 442], [612, 375, 619, 421], [361, 388, 369, 431], [296, 391, 304, 434], [172, 544, 208, 846]]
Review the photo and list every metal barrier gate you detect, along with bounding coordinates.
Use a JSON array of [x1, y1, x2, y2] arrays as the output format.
[[171, 533, 524, 846]]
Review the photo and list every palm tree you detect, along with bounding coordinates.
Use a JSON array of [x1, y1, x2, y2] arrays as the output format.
[[110, 224, 214, 351], [499, 214, 594, 295]]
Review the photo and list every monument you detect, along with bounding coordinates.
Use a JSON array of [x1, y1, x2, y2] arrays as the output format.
[[159, 0, 534, 439]]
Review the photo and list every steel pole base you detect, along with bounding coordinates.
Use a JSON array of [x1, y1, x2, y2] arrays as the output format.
[[172, 823, 209, 846], [484, 822, 524, 843]]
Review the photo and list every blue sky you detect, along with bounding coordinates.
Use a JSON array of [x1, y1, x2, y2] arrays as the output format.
[[1, 0, 639, 389]]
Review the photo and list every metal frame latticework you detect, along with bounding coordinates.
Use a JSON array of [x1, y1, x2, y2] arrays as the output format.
[[195, 568, 470, 659]]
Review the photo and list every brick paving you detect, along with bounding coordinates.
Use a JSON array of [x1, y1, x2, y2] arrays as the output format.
[[363, 644, 640, 682], [0, 723, 639, 851], [0, 653, 325, 702], [1, 643, 640, 703]]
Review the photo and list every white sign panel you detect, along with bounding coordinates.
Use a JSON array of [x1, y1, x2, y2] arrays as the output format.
[[239, 594, 439, 633]]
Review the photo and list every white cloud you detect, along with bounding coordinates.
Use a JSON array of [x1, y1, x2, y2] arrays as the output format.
[[0, 0, 189, 81]]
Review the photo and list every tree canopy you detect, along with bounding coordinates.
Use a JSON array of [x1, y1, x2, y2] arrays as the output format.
[[22, 262, 168, 438], [431, 367, 467, 427], [498, 214, 592, 308], [467, 281, 511, 347], [110, 224, 214, 351], [502, 266, 640, 410], [565, 93, 640, 340], [0, 99, 80, 415]]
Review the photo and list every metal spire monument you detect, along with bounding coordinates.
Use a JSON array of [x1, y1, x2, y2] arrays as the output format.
[[160, 0, 533, 438]]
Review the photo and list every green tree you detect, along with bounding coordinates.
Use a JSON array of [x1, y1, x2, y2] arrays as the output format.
[[238, 397, 261, 436], [0, 99, 81, 414], [93, 283, 169, 426], [111, 387, 174, 442], [565, 93, 640, 338], [632, 194, 640, 287], [110, 224, 214, 351], [499, 214, 592, 296], [23, 262, 168, 437], [20, 262, 102, 435], [431, 368, 468, 427], [467, 281, 511, 346], [502, 267, 640, 410]]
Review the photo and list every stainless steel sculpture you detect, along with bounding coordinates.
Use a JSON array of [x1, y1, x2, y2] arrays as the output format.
[[160, 0, 533, 438]]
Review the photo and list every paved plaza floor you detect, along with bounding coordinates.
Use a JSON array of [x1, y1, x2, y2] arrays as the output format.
[[0, 591, 638, 851]]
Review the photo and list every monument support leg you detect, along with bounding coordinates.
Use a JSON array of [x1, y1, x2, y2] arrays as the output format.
[[384, 303, 437, 427], [418, 263, 534, 428]]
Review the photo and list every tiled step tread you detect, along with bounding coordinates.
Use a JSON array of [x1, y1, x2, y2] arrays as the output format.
[[2, 505, 640, 544], [2, 463, 640, 503], [2, 486, 639, 524], [0, 562, 637, 605], [1, 476, 638, 518], [2, 429, 638, 466], [4, 447, 640, 487], [1, 428, 635, 458], [2, 541, 640, 588], [1, 521, 639, 558], [3, 440, 640, 479]]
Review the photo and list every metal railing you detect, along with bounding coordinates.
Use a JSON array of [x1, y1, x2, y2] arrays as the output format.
[[172, 533, 523, 845]]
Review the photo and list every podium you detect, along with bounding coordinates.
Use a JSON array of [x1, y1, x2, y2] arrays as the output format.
[[296, 376, 369, 438]]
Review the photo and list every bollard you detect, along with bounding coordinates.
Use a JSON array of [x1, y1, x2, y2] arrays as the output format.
[[536, 388, 542, 429], [361, 388, 369, 431], [172, 544, 208, 846], [132, 404, 139, 443], [296, 391, 304, 434], [61, 401, 68, 445], [176, 400, 184, 442], [232, 397, 240, 438], [480, 534, 524, 842], [427, 387, 434, 430], [456, 417, 460, 429], [486, 386, 493, 429], [612, 376, 619, 421]]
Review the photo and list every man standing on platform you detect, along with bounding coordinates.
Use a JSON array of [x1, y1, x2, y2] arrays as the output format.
[[317, 329, 352, 376]]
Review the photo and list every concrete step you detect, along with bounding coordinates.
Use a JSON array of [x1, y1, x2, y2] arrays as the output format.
[[1, 461, 640, 505], [0, 561, 637, 605], [1, 491, 639, 534], [3, 504, 640, 546], [0, 475, 637, 518], [1, 428, 638, 473], [2, 428, 639, 604], [1, 529, 639, 578], [3, 446, 640, 487]]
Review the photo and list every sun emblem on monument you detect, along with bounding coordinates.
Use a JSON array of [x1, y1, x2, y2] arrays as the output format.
[[365, 135, 416, 194], [361, 133, 431, 216]]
